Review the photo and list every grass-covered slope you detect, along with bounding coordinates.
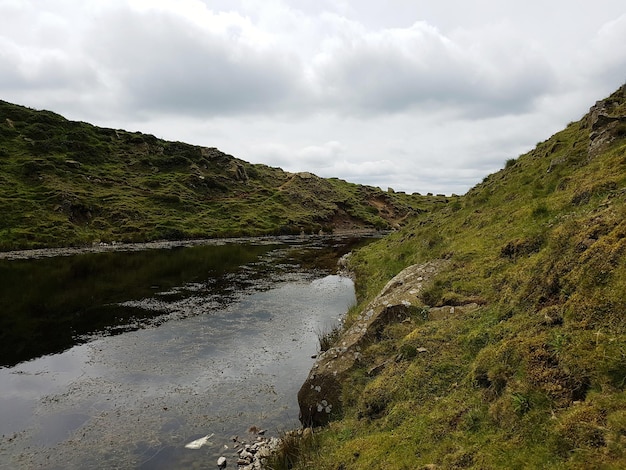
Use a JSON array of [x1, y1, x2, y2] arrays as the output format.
[[0, 101, 435, 251], [287, 85, 626, 469]]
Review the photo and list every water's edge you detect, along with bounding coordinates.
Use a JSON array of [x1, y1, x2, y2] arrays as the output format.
[[0, 231, 384, 260]]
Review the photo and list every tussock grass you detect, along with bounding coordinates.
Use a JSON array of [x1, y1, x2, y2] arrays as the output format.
[[266, 428, 320, 470], [317, 322, 343, 352]]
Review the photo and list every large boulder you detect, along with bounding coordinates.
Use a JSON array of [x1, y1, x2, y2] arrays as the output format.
[[298, 260, 468, 427]]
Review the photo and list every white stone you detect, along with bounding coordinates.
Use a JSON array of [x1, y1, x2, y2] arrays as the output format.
[[184, 433, 214, 449], [217, 456, 227, 467]]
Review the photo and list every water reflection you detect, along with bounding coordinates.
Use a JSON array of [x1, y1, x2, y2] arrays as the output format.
[[0, 236, 370, 469], [0, 243, 277, 367]]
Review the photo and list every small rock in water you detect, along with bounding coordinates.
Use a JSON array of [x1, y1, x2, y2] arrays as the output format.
[[217, 456, 227, 467]]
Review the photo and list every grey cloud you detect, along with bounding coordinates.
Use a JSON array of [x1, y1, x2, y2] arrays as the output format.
[[0, 42, 98, 93], [0, 47, 25, 89], [87, 9, 305, 117], [581, 15, 626, 89], [313, 23, 557, 117], [0, 1, 100, 97], [1, 2, 559, 122], [1, 0, 624, 197], [296, 141, 345, 166]]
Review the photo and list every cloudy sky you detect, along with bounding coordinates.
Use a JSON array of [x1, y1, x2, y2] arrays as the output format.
[[1, 1, 625, 194]]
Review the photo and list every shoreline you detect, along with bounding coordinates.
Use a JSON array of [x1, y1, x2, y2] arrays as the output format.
[[0, 229, 385, 260]]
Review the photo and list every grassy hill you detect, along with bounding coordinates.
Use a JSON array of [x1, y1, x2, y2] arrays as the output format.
[[278, 85, 626, 469], [0, 101, 440, 251]]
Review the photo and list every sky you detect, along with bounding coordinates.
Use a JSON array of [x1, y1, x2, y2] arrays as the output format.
[[1, 1, 625, 195]]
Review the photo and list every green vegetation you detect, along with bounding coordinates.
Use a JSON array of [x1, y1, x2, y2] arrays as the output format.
[[282, 85, 626, 468], [0, 100, 444, 251]]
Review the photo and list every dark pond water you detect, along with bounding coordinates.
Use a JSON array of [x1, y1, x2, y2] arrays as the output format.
[[0, 235, 370, 469]]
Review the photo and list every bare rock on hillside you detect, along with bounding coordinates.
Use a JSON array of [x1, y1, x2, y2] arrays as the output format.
[[588, 84, 626, 158], [298, 260, 465, 427], [230, 161, 249, 182]]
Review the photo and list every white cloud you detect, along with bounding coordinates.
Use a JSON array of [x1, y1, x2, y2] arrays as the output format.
[[0, 39, 99, 96], [580, 14, 626, 88], [297, 141, 345, 166], [127, 0, 275, 49], [310, 18, 559, 117], [83, 5, 305, 118]]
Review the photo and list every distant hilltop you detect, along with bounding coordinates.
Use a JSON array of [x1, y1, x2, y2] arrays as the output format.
[[0, 99, 449, 251]]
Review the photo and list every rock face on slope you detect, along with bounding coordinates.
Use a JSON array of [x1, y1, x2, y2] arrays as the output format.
[[587, 84, 626, 158], [297, 260, 480, 427]]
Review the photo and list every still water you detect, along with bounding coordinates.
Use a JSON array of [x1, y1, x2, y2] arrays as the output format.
[[0, 236, 367, 469]]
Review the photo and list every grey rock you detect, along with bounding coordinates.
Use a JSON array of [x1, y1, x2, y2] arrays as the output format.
[[298, 260, 452, 426]]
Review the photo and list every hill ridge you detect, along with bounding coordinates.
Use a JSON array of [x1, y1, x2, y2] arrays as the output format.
[[0, 100, 444, 251]]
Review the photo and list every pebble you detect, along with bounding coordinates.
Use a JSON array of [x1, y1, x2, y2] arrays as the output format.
[[227, 432, 282, 469], [217, 456, 227, 468]]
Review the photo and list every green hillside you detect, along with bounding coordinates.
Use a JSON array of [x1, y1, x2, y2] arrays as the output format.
[[278, 86, 626, 469], [0, 101, 436, 251]]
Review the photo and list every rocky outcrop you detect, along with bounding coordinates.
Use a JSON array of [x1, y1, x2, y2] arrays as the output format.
[[231, 161, 249, 182], [587, 84, 626, 158], [298, 259, 480, 427]]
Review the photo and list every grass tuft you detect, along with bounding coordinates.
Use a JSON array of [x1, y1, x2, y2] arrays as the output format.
[[317, 323, 343, 352]]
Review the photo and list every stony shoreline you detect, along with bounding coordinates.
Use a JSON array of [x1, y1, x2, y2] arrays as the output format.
[[219, 432, 282, 470]]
